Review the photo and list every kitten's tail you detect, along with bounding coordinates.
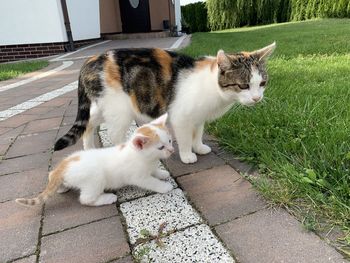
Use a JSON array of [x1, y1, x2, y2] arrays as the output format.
[[54, 78, 91, 151], [16, 168, 64, 206]]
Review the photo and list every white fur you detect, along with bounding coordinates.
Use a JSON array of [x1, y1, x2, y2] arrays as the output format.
[[64, 114, 174, 206]]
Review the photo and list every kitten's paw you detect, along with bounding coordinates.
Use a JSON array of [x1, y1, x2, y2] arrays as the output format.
[[153, 169, 170, 180], [158, 182, 173, 193], [180, 152, 197, 164], [193, 144, 212, 155], [105, 194, 118, 204], [95, 193, 118, 206]]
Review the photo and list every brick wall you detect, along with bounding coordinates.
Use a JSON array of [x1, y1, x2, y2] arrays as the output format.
[[0, 38, 101, 63]]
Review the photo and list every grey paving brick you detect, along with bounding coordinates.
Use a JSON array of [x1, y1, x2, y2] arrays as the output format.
[[110, 255, 135, 263], [164, 149, 225, 177], [0, 201, 41, 262], [22, 117, 62, 134], [43, 190, 118, 235], [0, 168, 47, 202], [6, 130, 56, 158], [0, 114, 38, 128], [12, 255, 36, 263], [0, 125, 25, 145], [0, 152, 50, 175], [178, 165, 265, 225], [215, 209, 347, 263], [40, 217, 130, 263]]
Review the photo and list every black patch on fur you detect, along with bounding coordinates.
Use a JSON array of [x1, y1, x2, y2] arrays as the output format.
[[111, 48, 196, 118]]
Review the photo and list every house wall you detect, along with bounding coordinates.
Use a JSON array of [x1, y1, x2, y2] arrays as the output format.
[[0, 0, 67, 46], [174, 0, 182, 31], [0, 0, 100, 46], [100, 0, 122, 34], [149, 0, 175, 31], [67, 0, 100, 41]]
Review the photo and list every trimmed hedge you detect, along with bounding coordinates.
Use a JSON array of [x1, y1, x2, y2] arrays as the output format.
[[181, 2, 209, 33], [206, 0, 350, 31]]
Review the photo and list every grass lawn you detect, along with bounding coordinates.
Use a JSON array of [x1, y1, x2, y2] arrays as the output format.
[[0, 60, 49, 81], [182, 19, 350, 249]]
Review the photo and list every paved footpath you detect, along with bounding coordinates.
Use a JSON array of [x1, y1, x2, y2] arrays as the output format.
[[0, 37, 348, 263]]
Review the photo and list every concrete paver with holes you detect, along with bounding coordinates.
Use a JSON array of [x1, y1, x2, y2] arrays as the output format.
[[0, 37, 347, 263]]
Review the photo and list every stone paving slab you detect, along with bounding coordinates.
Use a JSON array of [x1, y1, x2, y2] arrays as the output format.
[[0, 114, 38, 128], [134, 224, 234, 263], [40, 217, 130, 263], [0, 143, 10, 156], [215, 208, 347, 263], [165, 150, 225, 177], [0, 168, 47, 202], [110, 255, 135, 263], [0, 201, 41, 262], [0, 125, 25, 144], [120, 188, 202, 244], [0, 127, 11, 135], [6, 130, 57, 158], [43, 191, 118, 235], [12, 255, 36, 263], [0, 152, 50, 175], [178, 165, 265, 226], [22, 116, 62, 134], [115, 176, 178, 203]]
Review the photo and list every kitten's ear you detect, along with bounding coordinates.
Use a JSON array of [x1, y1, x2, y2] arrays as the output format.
[[132, 135, 149, 150], [217, 50, 231, 71], [253, 42, 276, 62], [151, 113, 168, 126]]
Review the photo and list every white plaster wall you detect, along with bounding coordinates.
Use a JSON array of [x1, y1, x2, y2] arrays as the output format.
[[175, 0, 182, 32], [66, 0, 100, 41], [0, 0, 67, 45], [0, 0, 100, 46]]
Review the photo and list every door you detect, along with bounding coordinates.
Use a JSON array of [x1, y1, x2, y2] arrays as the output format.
[[119, 0, 151, 33]]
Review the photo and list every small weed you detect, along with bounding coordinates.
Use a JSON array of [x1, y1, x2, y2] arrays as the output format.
[[133, 222, 170, 262]]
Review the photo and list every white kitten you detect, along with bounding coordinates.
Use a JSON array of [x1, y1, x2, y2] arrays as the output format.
[[16, 113, 174, 207]]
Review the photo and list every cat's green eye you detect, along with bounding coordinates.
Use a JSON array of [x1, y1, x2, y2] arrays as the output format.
[[158, 146, 165, 150]]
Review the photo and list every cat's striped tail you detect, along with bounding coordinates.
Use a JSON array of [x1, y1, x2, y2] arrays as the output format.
[[16, 170, 63, 206], [54, 78, 91, 151]]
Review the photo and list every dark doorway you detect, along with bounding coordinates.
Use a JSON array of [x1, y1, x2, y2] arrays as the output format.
[[119, 0, 151, 33]]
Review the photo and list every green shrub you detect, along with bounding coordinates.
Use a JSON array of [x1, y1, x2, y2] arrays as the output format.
[[181, 2, 209, 33], [206, 0, 350, 30]]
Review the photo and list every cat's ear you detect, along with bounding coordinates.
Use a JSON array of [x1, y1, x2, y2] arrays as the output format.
[[217, 50, 232, 71], [132, 135, 149, 150], [253, 42, 276, 62], [151, 113, 168, 126]]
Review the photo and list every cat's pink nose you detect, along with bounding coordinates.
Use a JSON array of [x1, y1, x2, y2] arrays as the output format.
[[168, 147, 174, 154], [252, 96, 261, 102]]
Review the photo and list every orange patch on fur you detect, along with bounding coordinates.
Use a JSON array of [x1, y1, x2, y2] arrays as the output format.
[[130, 91, 140, 113], [153, 49, 172, 81], [195, 58, 217, 71], [17, 155, 80, 206], [87, 55, 98, 63], [138, 126, 159, 144], [241, 52, 251, 58], [154, 123, 167, 131], [104, 53, 121, 89]]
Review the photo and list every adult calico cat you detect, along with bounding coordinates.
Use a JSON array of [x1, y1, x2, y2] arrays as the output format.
[[54, 43, 276, 163]]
